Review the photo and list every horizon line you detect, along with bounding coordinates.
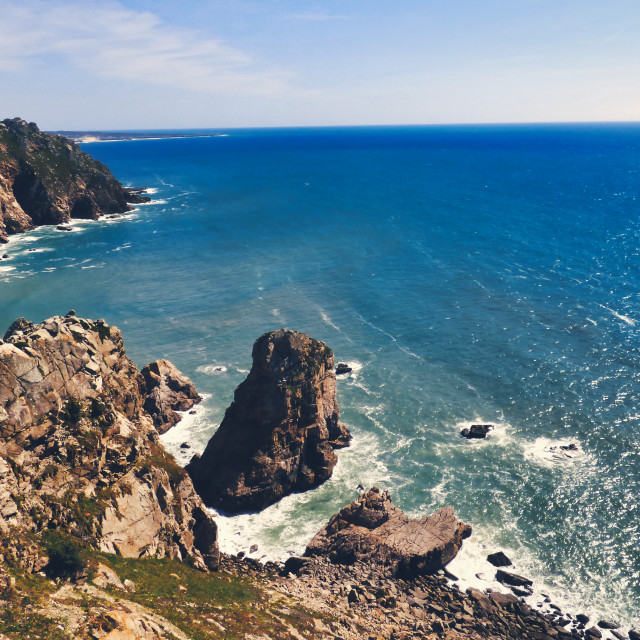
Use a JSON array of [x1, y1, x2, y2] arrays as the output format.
[[45, 119, 640, 134]]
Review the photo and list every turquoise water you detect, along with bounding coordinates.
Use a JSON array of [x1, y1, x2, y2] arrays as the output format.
[[1, 125, 639, 629]]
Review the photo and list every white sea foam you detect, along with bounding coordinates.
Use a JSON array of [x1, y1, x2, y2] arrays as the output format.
[[133, 199, 167, 206], [196, 364, 228, 375], [213, 430, 390, 562], [523, 436, 589, 468], [159, 393, 213, 466], [600, 304, 636, 326], [319, 309, 340, 332], [144, 187, 159, 194]]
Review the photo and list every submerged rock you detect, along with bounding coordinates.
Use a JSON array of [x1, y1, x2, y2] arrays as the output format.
[[304, 487, 471, 577], [187, 329, 351, 513]]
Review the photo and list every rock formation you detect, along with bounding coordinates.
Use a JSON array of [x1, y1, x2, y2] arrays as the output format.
[[141, 359, 201, 434], [0, 313, 218, 570], [0, 117, 149, 242], [187, 329, 351, 513], [304, 487, 471, 578], [460, 424, 493, 439]]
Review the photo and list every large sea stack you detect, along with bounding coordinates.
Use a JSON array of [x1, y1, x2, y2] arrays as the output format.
[[0, 117, 148, 242], [0, 313, 218, 570], [187, 329, 351, 513], [304, 487, 472, 578]]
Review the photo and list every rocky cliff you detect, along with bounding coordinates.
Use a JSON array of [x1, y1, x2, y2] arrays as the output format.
[[187, 329, 351, 513], [304, 487, 472, 577], [0, 117, 148, 242], [0, 313, 218, 571]]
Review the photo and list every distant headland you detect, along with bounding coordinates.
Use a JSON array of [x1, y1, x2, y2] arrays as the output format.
[[0, 117, 149, 243]]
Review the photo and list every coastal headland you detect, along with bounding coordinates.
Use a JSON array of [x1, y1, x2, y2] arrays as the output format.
[[0, 118, 148, 243], [0, 313, 633, 639]]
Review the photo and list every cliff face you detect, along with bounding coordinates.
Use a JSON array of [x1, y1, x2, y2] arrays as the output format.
[[187, 329, 351, 513], [0, 313, 218, 570], [0, 117, 148, 242]]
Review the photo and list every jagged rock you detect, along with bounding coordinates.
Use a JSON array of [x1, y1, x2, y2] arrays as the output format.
[[487, 551, 512, 567], [141, 359, 201, 434], [495, 569, 533, 587], [283, 556, 312, 575], [304, 487, 471, 578], [0, 118, 149, 242], [335, 363, 352, 375], [460, 424, 493, 439], [0, 314, 218, 570], [92, 563, 125, 590], [629, 630, 640, 640], [187, 329, 351, 513]]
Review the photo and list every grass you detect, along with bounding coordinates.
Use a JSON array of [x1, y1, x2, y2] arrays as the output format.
[[0, 539, 342, 640]]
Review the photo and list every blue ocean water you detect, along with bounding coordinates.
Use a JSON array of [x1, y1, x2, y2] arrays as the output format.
[[1, 124, 639, 629]]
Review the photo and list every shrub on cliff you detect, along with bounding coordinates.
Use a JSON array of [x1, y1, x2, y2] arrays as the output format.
[[43, 531, 86, 579]]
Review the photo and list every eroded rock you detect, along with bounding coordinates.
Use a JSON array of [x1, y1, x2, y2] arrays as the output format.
[[187, 329, 351, 513], [304, 487, 471, 578], [141, 359, 201, 434], [0, 314, 218, 570], [0, 118, 149, 242]]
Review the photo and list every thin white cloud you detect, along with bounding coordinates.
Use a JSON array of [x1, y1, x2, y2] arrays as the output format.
[[285, 12, 350, 22], [0, 1, 294, 95]]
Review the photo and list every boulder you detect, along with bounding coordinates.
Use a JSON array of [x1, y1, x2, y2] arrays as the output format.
[[460, 424, 493, 439], [495, 569, 533, 588], [187, 329, 351, 513], [141, 359, 201, 434], [487, 551, 512, 567], [304, 487, 471, 578], [598, 620, 620, 630], [335, 363, 352, 375]]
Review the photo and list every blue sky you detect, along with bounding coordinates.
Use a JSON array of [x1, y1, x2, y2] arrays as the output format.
[[1, 0, 638, 129]]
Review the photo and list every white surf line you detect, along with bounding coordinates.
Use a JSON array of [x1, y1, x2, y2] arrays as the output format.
[[599, 304, 636, 326], [354, 311, 422, 360]]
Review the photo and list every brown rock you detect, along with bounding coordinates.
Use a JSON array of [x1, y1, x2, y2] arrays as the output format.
[[0, 314, 219, 570], [0, 118, 148, 242], [141, 359, 201, 433], [495, 569, 533, 588], [304, 487, 471, 577], [186, 329, 351, 513]]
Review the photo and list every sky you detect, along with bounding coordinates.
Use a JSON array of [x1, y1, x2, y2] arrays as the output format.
[[0, 0, 639, 129]]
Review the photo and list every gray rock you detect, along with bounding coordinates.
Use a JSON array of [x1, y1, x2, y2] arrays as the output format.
[[495, 569, 533, 587], [141, 359, 201, 434]]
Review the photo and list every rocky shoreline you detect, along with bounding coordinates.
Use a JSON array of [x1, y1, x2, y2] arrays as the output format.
[[0, 118, 149, 243], [0, 314, 637, 639]]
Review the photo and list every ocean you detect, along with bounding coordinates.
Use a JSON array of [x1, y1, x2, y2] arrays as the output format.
[[1, 124, 639, 630]]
